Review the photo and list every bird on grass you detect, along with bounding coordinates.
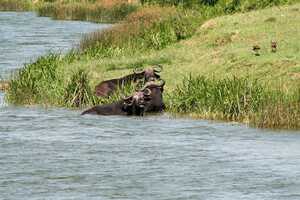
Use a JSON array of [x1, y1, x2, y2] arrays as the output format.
[[271, 41, 277, 52], [252, 45, 261, 56]]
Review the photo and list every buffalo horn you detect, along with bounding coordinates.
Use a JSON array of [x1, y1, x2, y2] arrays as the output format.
[[123, 96, 132, 101], [133, 66, 144, 74], [123, 96, 134, 105], [142, 79, 165, 90]]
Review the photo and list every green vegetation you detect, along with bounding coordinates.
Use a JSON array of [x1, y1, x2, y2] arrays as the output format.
[[4, 0, 300, 129], [141, 0, 297, 9], [36, 1, 138, 23], [0, 0, 33, 11], [80, 6, 200, 57], [0, 0, 138, 23], [168, 76, 300, 129]]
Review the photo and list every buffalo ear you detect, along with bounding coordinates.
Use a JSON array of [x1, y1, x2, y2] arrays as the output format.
[[123, 96, 133, 104]]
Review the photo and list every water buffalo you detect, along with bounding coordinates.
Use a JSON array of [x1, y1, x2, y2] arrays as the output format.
[[82, 79, 166, 116], [95, 65, 162, 97]]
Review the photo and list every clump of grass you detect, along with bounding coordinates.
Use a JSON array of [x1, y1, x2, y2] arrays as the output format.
[[167, 75, 266, 121], [0, 0, 33, 11], [253, 90, 300, 129], [7, 54, 95, 108], [64, 69, 95, 108], [7, 54, 63, 105], [37, 1, 138, 23], [7, 53, 137, 108], [167, 75, 300, 129]]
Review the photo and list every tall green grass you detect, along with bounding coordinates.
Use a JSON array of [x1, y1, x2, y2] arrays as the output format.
[[0, 0, 33, 11], [141, 0, 300, 11], [37, 1, 138, 23], [167, 76, 300, 129], [7, 54, 136, 108], [7, 54, 63, 105]]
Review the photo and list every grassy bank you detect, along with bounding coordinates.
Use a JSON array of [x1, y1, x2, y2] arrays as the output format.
[[168, 76, 300, 129], [5, 2, 300, 129], [3, 0, 299, 23], [36, 0, 138, 23], [0, 0, 138, 23], [0, 0, 33, 11]]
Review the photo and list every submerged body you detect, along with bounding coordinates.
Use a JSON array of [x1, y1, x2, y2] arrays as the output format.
[[81, 100, 128, 116]]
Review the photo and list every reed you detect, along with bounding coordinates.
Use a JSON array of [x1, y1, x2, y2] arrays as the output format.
[[37, 1, 138, 23], [7, 53, 137, 108], [141, 0, 300, 11], [6, 54, 63, 105], [167, 76, 300, 129], [252, 89, 300, 129], [64, 69, 95, 108], [0, 0, 33, 11]]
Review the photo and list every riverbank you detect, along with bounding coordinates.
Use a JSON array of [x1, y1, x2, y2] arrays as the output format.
[[4, 1, 300, 129], [0, 0, 33, 11], [0, 0, 139, 23]]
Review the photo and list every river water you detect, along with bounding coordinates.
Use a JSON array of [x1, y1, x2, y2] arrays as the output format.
[[1, 12, 300, 200]]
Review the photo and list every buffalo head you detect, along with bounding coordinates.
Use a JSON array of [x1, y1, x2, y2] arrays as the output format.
[[122, 88, 152, 116], [123, 79, 166, 115]]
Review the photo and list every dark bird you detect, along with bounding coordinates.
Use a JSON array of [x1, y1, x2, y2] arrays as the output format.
[[271, 41, 277, 52], [252, 45, 261, 56]]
